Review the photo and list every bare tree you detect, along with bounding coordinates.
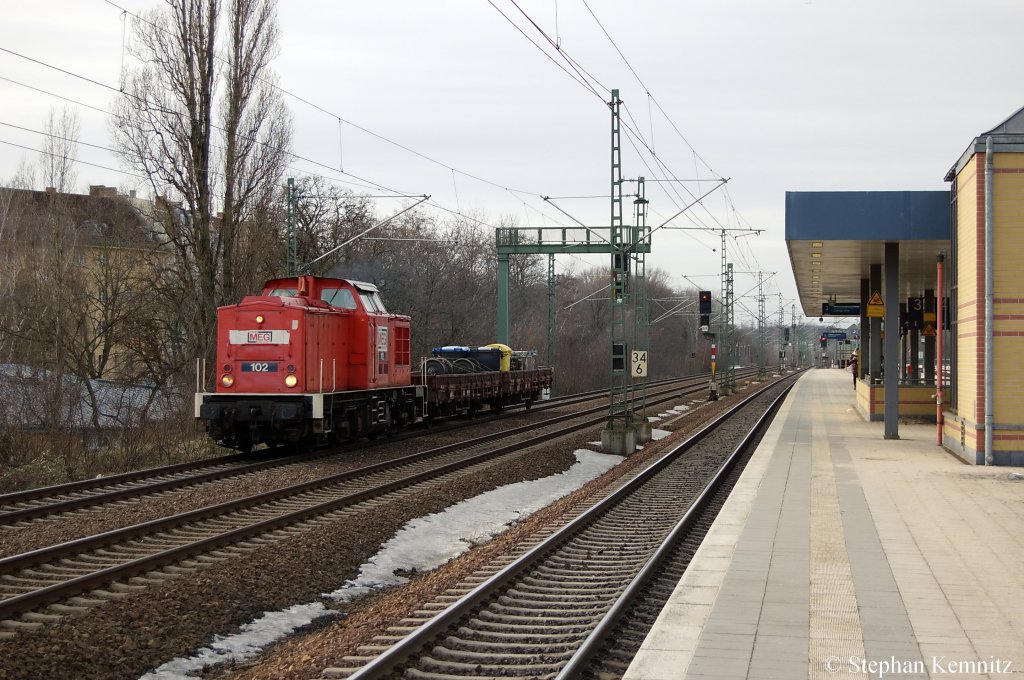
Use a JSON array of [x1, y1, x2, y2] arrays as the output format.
[[0, 191, 85, 477], [231, 194, 287, 293], [112, 0, 292, 362], [219, 0, 292, 303], [293, 175, 376, 271], [39, 106, 80, 193]]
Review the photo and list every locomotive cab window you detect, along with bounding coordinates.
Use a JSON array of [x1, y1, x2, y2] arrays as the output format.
[[321, 288, 357, 310], [359, 292, 387, 313], [267, 288, 297, 297]]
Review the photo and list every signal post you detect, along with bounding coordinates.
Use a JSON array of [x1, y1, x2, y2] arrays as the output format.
[[709, 343, 719, 401], [699, 290, 719, 400]]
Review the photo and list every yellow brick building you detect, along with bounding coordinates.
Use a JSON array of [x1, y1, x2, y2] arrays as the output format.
[[0, 185, 165, 382], [787, 108, 1024, 465], [943, 108, 1024, 465]]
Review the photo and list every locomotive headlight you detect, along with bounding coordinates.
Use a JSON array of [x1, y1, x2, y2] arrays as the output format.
[[284, 374, 298, 388], [221, 374, 235, 387], [255, 315, 264, 324]]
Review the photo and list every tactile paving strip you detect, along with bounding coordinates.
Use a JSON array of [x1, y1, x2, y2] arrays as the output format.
[[809, 412, 866, 680]]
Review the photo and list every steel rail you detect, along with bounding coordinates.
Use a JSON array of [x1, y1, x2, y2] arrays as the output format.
[[0, 371, 733, 526], [344, 374, 797, 679], [0, 451, 315, 524], [0, 374, 730, 621], [0, 374, 688, 506], [0, 375, 715, 572], [0, 452, 252, 505], [555, 383, 793, 678], [0, 370, 741, 524]]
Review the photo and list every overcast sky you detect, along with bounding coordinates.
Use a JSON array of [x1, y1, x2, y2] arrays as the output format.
[[2, 0, 1023, 325]]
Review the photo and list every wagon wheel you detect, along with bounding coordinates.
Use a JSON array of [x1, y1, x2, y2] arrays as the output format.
[[425, 357, 449, 375], [452, 358, 478, 374]]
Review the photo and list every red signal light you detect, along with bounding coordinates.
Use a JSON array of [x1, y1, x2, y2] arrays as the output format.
[[698, 290, 712, 315]]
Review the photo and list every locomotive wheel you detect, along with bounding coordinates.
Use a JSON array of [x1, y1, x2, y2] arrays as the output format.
[[331, 423, 349, 444]]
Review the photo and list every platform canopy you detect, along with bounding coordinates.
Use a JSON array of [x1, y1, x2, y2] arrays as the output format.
[[785, 191, 951, 317]]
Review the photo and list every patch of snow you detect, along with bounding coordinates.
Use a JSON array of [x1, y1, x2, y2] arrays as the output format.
[[324, 449, 622, 602], [141, 449, 623, 679], [140, 604, 336, 679]]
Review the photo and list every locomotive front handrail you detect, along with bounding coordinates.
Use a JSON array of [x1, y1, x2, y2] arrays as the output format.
[[195, 357, 208, 393]]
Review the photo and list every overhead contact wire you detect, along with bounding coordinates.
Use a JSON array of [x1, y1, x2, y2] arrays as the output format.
[[99, 0, 575, 229]]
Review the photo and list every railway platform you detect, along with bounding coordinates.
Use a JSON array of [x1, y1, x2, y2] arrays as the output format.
[[624, 368, 1024, 680]]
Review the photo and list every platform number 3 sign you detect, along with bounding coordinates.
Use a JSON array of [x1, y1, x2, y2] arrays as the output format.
[[631, 350, 648, 377]]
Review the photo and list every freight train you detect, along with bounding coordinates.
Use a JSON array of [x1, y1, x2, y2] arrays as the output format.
[[195, 275, 551, 451]]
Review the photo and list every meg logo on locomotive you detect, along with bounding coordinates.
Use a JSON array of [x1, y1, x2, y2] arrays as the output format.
[[227, 329, 291, 345]]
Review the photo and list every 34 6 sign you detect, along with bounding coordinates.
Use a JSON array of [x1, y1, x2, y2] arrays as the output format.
[[631, 350, 648, 377]]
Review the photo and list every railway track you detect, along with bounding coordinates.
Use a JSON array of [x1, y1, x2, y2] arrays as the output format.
[[0, 372, 744, 637], [315, 374, 797, 679], [0, 371, 736, 528]]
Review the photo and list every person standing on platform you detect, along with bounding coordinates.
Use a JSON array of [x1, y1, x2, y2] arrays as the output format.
[[849, 350, 859, 389]]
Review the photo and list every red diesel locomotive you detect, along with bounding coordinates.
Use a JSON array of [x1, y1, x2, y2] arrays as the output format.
[[195, 275, 551, 451]]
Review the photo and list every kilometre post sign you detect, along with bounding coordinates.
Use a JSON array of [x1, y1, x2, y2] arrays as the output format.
[[631, 350, 648, 378]]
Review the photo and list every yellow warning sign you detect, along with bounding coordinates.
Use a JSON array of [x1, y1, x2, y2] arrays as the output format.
[[867, 290, 884, 318], [923, 323, 936, 337]]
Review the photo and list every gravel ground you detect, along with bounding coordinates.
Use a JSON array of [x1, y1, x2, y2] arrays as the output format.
[[0, 403, 587, 559], [0, 436, 580, 680], [215, 384, 763, 680], [0, 380, 767, 680]]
